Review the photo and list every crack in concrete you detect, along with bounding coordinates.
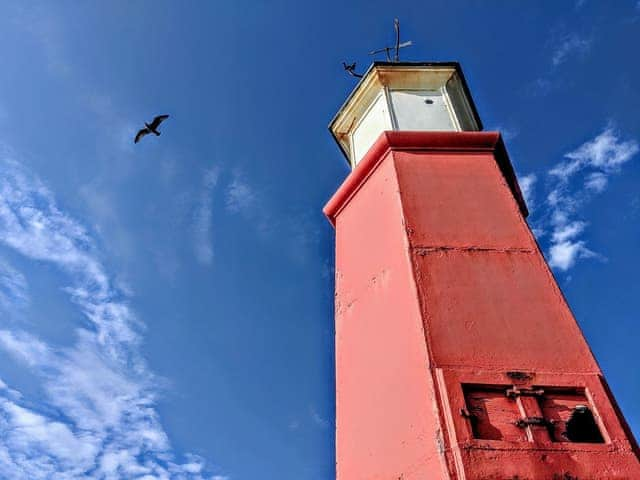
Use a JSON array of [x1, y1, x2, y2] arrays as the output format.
[[413, 245, 535, 255]]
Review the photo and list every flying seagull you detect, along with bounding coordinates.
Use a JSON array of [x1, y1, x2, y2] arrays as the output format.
[[342, 61, 363, 79], [134, 114, 170, 143]]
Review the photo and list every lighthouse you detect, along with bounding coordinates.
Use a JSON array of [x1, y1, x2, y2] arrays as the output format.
[[324, 62, 640, 479]]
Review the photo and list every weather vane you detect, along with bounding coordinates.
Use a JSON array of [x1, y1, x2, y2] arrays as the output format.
[[343, 19, 413, 80], [371, 18, 413, 62], [369, 18, 413, 62]]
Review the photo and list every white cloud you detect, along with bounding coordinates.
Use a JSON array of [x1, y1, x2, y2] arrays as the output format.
[[547, 221, 596, 271], [490, 125, 519, 142], [225, 177, 256, 214], [518, 173, 537, 210], [551, 220, 587, 244], [0, 331, 51, 367], [309, 405, 329, 429], [548, 157, 583, 182], [543, 127, 638, 272], [564, 127, 638, 173], [1, 399, 99, 467], [548, 239, 595, 271], [223, 172, 320, 265], [180, 456, 204, 474], [0, 258, 28, 311], [193, 166, 220, 265], [552, 34, 591, 66], [223, 174, 271, 238], [527, 31, 591, 97], [584, 171, 608, 193], [0, 149, 223, 479], [0, 158, 110, 299], [0, 376, 21, 401]]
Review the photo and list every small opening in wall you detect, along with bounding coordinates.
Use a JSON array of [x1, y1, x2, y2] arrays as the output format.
[[564, 405, 604, 443], [424, 99, 434, 104], [540, 390, 606, 444]]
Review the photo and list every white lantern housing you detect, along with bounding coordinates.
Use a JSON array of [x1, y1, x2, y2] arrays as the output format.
[[330, 62, 483, 168]]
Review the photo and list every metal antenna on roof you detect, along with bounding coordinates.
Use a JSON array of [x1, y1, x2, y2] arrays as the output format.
[[394, 18, 400, 62], [369, 18, 412, 62]]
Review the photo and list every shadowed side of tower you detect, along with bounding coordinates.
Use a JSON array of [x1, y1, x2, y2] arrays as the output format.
[[324, 63, 640, 480]]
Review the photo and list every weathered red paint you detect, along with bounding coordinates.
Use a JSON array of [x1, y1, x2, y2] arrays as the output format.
[[325, 131, 640, 479]]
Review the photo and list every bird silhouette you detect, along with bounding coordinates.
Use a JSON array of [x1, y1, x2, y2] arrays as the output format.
[[134, 114, 170, 143], [342, 62, 363, 78]]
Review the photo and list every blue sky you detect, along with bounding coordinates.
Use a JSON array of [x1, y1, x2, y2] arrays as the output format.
[[0, 1, 638, 479]]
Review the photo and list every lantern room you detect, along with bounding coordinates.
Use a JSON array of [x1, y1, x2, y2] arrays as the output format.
[[329, 62, 483, 168]]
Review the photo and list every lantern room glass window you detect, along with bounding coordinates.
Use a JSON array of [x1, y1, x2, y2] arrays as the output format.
[[389, 89, 456, 131], [351, 93, 392, 164]]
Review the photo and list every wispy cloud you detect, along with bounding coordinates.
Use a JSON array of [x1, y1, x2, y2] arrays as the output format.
[[309, 405, 329, 429], [287, 419, 300, 431], [527, 31, 592, 96], [518, 173, 537, 211], [0, 258, 28, 312], [552, 127, 638, 178], [538, 126, 638, 271], [489, 125, 519, 142], [0, 147, 223, 479], [551, 34, 591, 66], [584, 171, 608, 193], [11, 4, 71, 77], [12, 4, 141, 158], [224, 174, 273, 238], [547, 221, 596, 271], [223, 172, 320, 265], [225, 177, 256, 215], [193, 167, 220, 266], [526, 77, 554, 97]]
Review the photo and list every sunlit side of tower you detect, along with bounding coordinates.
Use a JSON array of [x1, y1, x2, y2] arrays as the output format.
[[324, 62, 640, 479]]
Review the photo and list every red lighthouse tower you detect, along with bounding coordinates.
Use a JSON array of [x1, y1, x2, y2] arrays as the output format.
[[324, 62, 640, 479]]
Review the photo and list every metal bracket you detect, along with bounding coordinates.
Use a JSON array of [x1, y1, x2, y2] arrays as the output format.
[[514, 417, 552, 428], [505, 386, 545, 399], [506, 371, 534, 382], [460, 408, 475, 419]]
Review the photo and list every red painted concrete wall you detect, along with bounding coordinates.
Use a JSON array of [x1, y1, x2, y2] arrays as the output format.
[[333, 151, 447, 479], [394, 150, 597, 373], [325, 132, 640, 480]]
